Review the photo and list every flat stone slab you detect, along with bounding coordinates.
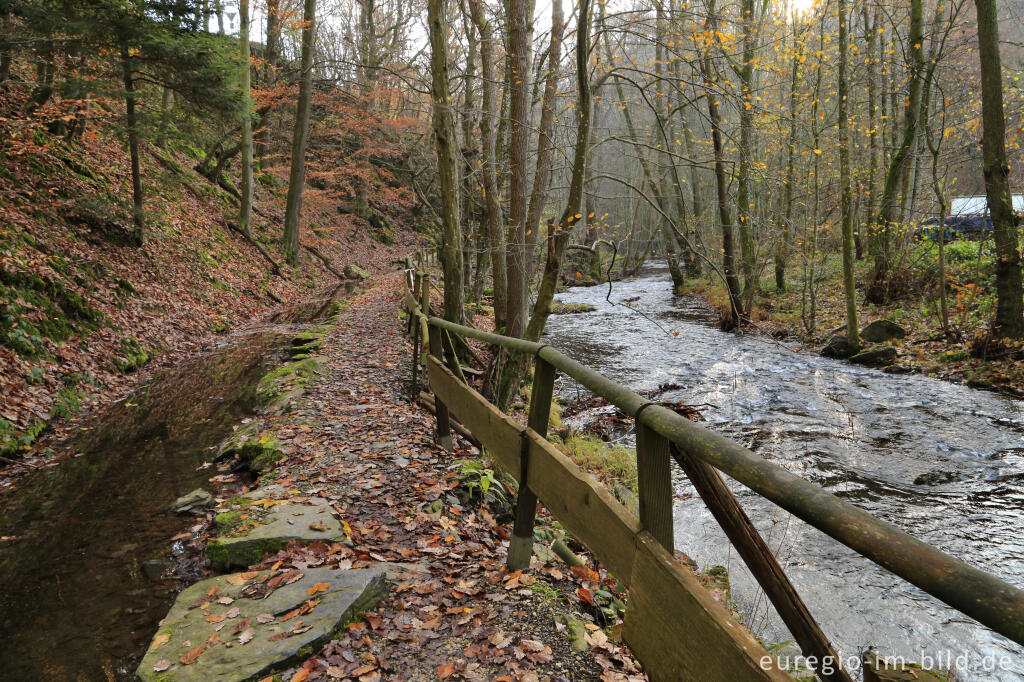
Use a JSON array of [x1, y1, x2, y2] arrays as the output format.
[[208, 494, 348, 570], [137, 566, 386, 681]]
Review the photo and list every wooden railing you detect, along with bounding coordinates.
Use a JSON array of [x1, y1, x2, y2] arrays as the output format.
[[399, 257, 1024, 681]]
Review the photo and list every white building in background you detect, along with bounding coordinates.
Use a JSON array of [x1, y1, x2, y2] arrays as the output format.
[[947, 195, 1024, 216]]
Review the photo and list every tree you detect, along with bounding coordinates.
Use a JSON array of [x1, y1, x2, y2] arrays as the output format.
[[974, 0, 1023, 338], [426, 0, 465, 323], [283, 0, 317, 266], [239, 0, 254, 236], [838, 0, 858, 351]]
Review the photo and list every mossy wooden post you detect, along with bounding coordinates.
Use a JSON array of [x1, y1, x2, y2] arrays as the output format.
[[410, 273, 423, 400], [507, 355, 556, 570], [636, 422, 673, 552], [426, 322, 453, 450]]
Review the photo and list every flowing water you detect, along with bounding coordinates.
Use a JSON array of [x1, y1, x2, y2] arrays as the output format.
[[544, 262, 1024, 681], [0, 289, 353, 680]]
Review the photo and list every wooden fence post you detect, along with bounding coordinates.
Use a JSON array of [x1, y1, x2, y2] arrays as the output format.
[[409, 273, 422, 401], [636, 421, 674, 553], [427, 322, 453, 451], [507, 356, 556, 570], [670, 444, 853, 682]]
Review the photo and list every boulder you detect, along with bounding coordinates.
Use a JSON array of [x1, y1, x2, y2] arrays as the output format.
[[207, 491, 349, 570], [343, 264, 370, 280], [820, 335, 856, 359], [849, 346, 897, 367], [137, 566, 387, 682], [169, 489, 214, 514], [861, 319, 907, 343]]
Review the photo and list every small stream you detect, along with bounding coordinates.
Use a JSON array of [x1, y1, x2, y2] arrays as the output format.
[[0, 289, 352, 680], [544, 262, 1024, 681]]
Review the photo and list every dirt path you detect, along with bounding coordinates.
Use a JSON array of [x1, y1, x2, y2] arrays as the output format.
[[243, 272, 644, 682]]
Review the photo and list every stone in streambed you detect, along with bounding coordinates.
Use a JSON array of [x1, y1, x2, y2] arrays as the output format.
[[860, 319, 907, 343], [169, 489, 214, 514], [343, 264, 370, 280], [136, 566, 387, 682], [820, 335, 856, 359], [849, 346, 897, 367]]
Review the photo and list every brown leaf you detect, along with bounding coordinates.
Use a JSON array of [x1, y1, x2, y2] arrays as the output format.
[[437, 663, 456, 679], [351, 664, 376, 676], [179, 645, 206, 665], [153, 660, 172, 672], [238, 629, 255, 645], [256, 613, 275, 624], [306, 581, 331, 596]]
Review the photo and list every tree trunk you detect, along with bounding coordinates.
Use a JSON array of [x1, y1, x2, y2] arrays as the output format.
[[282, 0, 316, 266], [120, 42, 145, 245], [468, 0, 507, 330], [838, 0, 859, 351], [239, 0, 254, 236], [524, 0, 564, 283], [256, 0, 281, 166], [975, 0, 1023, 337], [504, 0, 532, 340], [776, 22, 802, 291], [427, 0, 465, 323], [870, 0, 923, 299], [736, 0, 758, 303], [703, 0, 742, 328]]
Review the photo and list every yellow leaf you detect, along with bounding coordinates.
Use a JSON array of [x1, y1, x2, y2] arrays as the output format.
[[813, 148, 822, 154], [149, 633, 171, 651]]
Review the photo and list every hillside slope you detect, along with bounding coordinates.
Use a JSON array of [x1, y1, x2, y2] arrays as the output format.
[[0, 126, 424, 483]]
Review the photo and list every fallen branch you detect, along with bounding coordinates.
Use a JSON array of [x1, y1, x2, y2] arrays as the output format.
[[224, 220, 286, 279], [303, 244, 346, 281]]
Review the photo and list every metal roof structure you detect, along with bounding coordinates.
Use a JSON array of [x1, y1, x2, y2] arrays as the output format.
[[949, 195, 1024, 216]]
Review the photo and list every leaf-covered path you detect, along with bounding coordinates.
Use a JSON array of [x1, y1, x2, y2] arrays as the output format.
[[241, 272, 645, 681]]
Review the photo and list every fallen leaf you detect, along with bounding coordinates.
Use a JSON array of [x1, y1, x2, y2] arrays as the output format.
[[149, 633, 171, 651], [351, 664, 376, 676], [256, 613, 275, 624], [153, 660, 171, 672], [306, 581, 331, 595], [179, 645, 206, 665], [291, 670, 310, 682], [238, 629, 255, 645], [437, 663, 455, 679]]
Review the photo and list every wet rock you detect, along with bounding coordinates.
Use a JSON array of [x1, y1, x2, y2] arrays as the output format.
[[862, 650, 946, 682], [169, 489, 213, 514], [820, 335, 856, 359], [343, 264, 371, 280], [850, 346, 897, 367], [913, 470, 958, 486], [861, 319, 907, 343], [136, 566, 387, 682], [207, 492, 349, 570]]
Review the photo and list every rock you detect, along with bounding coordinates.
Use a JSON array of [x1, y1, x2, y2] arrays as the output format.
[[862, 651, 946, 682], [343, 264, 370, 280], [850, 346, 897, 367], [136, 566, 387, 682], [820, 335, 856, 359], [207, 493, 349, 570], [861, 319, 907, 343], [169, 489, 214, 514]]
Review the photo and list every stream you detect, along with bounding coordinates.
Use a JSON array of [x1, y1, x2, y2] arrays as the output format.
[[544, 262, 1024, 681], [0, 290, 351, 680]]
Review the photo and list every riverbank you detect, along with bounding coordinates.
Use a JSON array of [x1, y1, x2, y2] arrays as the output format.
[[675, 246, 1024, 398]]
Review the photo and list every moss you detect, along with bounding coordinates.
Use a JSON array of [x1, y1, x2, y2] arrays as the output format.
[[256, 356, 326, 403], [0, 266, 104, 357], [221, 426, 284, 473], [215, 510, 245, 532], [206, 537, 287, 570], [559, 435, 638, 493], [113, 337, 152, 372], [550, 302, 597, 315]]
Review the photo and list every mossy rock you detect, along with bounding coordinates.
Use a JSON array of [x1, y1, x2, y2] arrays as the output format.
[[343, 264, 371, 280], [114, 337, 153, 372], [255, 356, 326, 405], [219, 423, 284, 473], [850, 345, 897, 368], [207, 497, 349, 570], [136, 567, 387, 682]]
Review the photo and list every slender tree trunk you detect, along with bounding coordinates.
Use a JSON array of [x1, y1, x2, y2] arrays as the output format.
[[256, 0, 281, 167], [777, 22, 802, 291], [975, 0, 1023, 337], [461, 2, 478, 296], [120, 42, 145, 245], [504, 0, 532, 339], [736, 0, 758, 303], [239, 0, 254, 236], [838, 0, 859, 350], [870, 0, 923, 299], [703, 0, 742, 328], [525, 0, 591, 342], [524, 0, 564, 282], [427, 0, 465, 323], [468, 0, 507, 330], [282, 0, 317, 266], [861, 2, 878, 261]]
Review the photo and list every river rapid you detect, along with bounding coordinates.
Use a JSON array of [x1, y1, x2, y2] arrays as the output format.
[[544, 262, 1024, 681]]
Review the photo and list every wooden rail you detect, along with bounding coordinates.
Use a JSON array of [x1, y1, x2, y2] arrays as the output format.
[[399, 259, 1024, 680]]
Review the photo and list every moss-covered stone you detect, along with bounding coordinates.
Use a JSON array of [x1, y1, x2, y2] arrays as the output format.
[[218, 423, 284, 474], [113, 337, 153, 372], [255, 356, 326, 404]]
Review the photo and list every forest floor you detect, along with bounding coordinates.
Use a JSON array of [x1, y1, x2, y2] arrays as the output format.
[[678, 243, 1024, 398], [221, 272, 646, 681], [0, 127, 423, 489]]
